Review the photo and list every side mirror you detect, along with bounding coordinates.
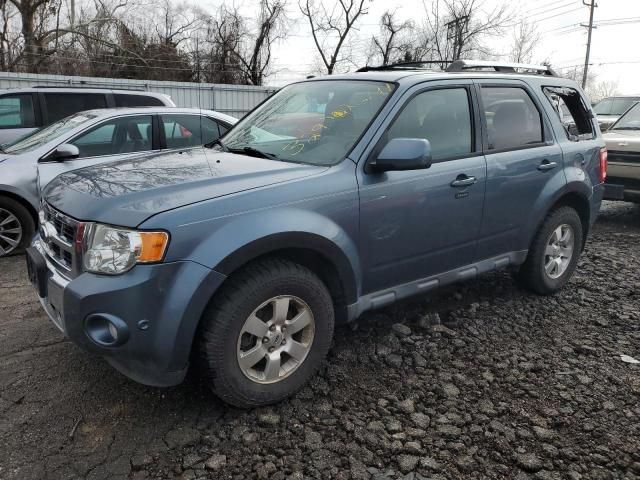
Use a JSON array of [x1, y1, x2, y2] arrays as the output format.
[[41, 144, 80, 162], [370, 138, 432, 172]]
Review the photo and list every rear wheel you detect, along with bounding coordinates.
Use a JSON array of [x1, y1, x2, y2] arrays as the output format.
[[0, 197, 34, 258], [199, 258, 334, 408], [516, 206, 583, 295]]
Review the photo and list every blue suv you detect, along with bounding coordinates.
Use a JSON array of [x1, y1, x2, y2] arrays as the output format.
[[26, 61, 606, 407]]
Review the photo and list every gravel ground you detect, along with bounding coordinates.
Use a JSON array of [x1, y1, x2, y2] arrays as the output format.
[[1, 201, 639, 480]]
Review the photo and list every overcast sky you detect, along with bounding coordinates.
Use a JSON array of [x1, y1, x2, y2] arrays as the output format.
[[219, 0, 639, 95]]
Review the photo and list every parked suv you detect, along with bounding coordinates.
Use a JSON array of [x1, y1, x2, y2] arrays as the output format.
[[0, 87, 174, 144], [26, 61, 606, 407]]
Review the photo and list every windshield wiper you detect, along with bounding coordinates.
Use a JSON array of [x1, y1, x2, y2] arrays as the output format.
[[229, 146, 280, 161], [205, 138, 228, 151], [613, 126, 640, 130]]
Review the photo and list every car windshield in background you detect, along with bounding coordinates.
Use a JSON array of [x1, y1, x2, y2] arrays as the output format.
[[611, 103, 640, 130], [221, 80, 396, 166], [3, 112, 98, 154], [593, 97, 638, 116]]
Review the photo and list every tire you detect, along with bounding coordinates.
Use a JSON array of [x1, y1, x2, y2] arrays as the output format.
[[0, 196, 35, 258], [516, 206, 583, 295], [199, 258, 335, 408]]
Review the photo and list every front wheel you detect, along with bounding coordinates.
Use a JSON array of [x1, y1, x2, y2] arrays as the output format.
[[516, 206, 583, 295], [199, 258, 335, 408], [0, 197, 34, 258]]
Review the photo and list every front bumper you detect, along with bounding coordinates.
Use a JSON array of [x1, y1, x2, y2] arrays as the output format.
[[26, 238, 226, 387]]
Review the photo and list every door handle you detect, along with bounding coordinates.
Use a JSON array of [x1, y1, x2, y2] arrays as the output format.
[[537, 160, 558, 171], [450, 175, 477, 187]]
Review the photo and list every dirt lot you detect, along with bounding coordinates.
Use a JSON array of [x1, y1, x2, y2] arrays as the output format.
[[1, 201, 639, 480]]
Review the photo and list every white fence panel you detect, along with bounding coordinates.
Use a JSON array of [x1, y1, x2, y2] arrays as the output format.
[[0, 72, 278, 118]]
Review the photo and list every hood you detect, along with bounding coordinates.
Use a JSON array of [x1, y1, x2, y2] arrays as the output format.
[[603, 129, 640, 152], [597, 114, 620, 127], [44, 148, 326, 227]]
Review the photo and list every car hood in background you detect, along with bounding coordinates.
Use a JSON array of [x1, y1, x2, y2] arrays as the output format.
[[44, 148, 327, 227], [597, 114, 621, 127], [603, 129, 640, 153]]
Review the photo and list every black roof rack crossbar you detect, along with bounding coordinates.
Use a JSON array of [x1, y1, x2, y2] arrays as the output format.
[[445, 60, 558, 76], [356, 60, 452, 72]]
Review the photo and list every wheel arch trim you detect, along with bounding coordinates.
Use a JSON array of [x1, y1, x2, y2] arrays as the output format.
[[214, 231, 359, 305]]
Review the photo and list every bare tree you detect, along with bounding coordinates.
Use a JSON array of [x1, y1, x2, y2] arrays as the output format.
[[205, 0, 287, 86], [563, 66, 619, 102], [237, 0, 287, 85], [424, 0, 512, 68], [299, 0, 369, 74], [509, 20, 539, 63], [367, 10, 413, 66]]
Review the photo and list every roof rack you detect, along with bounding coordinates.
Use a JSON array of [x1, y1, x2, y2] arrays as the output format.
[[31, 85, 146, 91], [356, 60, 448, 72], [445, 60, 558, 76]]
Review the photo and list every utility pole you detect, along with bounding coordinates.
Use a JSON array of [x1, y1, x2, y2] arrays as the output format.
[[581, 0, 597, 89]]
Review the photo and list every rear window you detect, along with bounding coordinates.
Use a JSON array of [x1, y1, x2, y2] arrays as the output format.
[[115, 94, 165, 107], [44, 93, 107, 123], [0, 94, 35, 128], [480, 87, 543, 151], [543, 87, 594, 140]]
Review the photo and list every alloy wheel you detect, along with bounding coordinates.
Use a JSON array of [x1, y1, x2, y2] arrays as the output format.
[[0, 208, 23, 256], [543, 224, 574, 279], [236, 295, 315, 384]]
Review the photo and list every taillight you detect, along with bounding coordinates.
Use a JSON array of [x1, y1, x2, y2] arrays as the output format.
[[599, 147, 608, 183]]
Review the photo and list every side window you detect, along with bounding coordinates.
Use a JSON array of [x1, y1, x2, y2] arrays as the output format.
[[219, 123, 229, 136], [0, 94, 35, 128], [161, 114, 220, 149], [44, 93, 107, 124], [481, 87, 543, 151], [386, 88, 472, 161], [70, 115, 152, 158], [543, 87, 594, 140], [115, 94, 165, 107]]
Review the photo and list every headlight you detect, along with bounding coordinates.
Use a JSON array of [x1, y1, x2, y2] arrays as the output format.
[[83, 224, 169, 275]]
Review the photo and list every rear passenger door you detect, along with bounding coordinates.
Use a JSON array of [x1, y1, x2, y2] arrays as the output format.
[[160, 114, 224, 150], [475, 80, 565, 259], [358, 81, 487, 294]]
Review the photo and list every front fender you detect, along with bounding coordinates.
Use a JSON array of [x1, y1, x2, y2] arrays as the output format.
[[187, 208, 361, 304], [0, 183, 39, 212]]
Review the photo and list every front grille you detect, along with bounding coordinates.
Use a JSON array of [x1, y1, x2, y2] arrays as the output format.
[[40, 203, 80, 275]]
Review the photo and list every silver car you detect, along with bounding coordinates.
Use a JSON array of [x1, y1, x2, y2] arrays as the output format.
[[593, 95, 640, 131], [0, 107, 236, 257], [603, 102, 640, 203]]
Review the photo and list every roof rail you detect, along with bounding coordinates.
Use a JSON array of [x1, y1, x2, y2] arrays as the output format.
[[445, 60, 558, 76], [31, 85, 146, 91]]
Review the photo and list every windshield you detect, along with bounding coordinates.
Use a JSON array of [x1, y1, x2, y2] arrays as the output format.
[[611, 103, 640, 130], [221, 80, 396, 165], [3, 112, 98, 154], [594, 97, 638, 116]]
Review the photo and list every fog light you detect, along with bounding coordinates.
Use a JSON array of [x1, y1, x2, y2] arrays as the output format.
[[85, 313, 129, 347], [108, 322, 119, 342]]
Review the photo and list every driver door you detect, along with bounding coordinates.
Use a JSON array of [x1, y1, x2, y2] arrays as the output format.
[[357, 81, 487, 294], [37, 114, 158, 192]]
